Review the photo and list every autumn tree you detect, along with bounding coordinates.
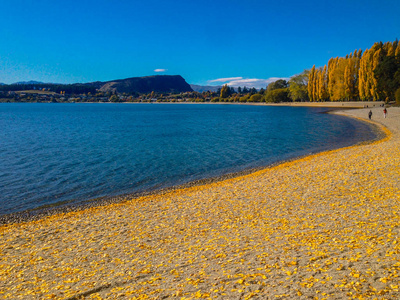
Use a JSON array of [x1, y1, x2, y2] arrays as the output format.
[[359, 43, 383, 101], [220, 84, 231, 98], [318, 65, 328, 101], [305, 39, 399, 102], [307, 65, 316, 101], [344, 53, 360, 100]]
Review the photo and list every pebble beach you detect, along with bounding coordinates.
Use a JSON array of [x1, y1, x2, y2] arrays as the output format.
[[1, 106, 400, 299]]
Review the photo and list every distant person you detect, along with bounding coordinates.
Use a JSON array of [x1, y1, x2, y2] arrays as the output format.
[[368, 110, 372, 120], [383, 108, 387, 118]]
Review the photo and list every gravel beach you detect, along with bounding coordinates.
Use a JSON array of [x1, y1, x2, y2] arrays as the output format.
[[1, 105, 399, 299]]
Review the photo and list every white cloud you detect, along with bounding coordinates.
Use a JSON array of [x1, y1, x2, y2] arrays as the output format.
[[154, 69, 167, 72], [207, 77, 290, 89], [208, 77, 243, 83]]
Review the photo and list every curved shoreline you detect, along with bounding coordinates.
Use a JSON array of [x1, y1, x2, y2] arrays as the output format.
[[1, 107, 400, 299], [0, 108, 384, 225]]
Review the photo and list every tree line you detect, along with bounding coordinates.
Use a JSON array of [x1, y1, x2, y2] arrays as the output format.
[[216, 39, 399, 104], [308, 40, 400, 103], [2, 39, 398, 104], [0, 83, 97, 95]]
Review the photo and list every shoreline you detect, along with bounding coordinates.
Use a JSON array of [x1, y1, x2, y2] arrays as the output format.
[[0, 106, 384, 225], [1, 107, 400, 298], [1, 100, 386, 108]]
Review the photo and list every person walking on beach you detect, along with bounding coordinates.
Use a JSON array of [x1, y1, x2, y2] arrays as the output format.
[[383, 108, 387, 118], [368, 110, 372, 120]]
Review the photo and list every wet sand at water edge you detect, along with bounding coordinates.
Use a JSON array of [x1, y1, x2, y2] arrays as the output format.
[[1, 106, 400, 299]]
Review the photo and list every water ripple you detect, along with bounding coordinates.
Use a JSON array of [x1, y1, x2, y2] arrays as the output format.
[[0, 103, 377, 215]]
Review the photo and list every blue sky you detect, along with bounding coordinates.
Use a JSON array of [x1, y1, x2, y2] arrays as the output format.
[[0, 0, 399, 88]]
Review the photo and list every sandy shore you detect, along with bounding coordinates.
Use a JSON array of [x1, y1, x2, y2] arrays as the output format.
[[1, 106, 400, 299], [232, 101, 386, 108]]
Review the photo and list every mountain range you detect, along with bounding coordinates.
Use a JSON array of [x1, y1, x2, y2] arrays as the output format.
[[1, 76, 223, 93], [190, 84, 221, 93], [90, 75, 193, 94], [13, 80, 45, 85]]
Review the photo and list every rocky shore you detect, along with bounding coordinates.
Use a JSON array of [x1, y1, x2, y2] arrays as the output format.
[[1, 106, 399, 299]]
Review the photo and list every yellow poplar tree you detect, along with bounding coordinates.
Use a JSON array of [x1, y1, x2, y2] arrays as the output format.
[[358, 47, 376, 101], [395, 42, 400, 57], [308, 65, 316, 102], [387, 42, 395, 56], [318, 65, 328, 101], [308, 40, 400, 102], [358, 49, 368, 100], [327, 57, 338, 99], [344, 65, 352, 100], [371, 48, 382, 100], [314, 69, 320, 101], [329, 57, 348, 101], [343, 52, 360, 100]]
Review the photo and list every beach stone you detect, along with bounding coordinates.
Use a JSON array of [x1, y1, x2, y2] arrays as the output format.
[[1, 106, 400, 299]]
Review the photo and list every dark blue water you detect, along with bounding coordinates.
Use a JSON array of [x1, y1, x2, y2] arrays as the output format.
[[0, 103, 377, 215]]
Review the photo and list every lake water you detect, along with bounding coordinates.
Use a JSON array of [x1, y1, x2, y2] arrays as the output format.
[[0, 103, 377, 215]]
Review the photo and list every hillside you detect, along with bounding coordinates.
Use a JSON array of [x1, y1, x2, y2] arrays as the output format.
[[96, 75, 193, 94], [0, 75, 193, 95]]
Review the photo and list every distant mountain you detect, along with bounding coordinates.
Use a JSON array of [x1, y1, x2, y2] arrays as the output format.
[[0, 83, 5, 85], [13, 80, 44, 85], [94, 75, 193, 94], [1, 75, 193, 95], [190, 84, 221, 93]]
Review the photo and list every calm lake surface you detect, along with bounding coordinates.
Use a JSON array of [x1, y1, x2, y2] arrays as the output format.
[[0, 103, 377, 215]]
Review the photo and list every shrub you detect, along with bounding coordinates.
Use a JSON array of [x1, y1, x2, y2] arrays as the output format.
[[264, 88, 291, 103], [239, 95, 250, 102], [249, 94, 262, 102]]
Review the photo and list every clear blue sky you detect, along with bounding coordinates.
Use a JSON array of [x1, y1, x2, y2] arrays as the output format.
[[1, 0, 399, 88]]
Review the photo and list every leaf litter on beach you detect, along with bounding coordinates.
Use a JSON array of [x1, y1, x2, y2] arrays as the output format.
[[1, 107, 400, 299]]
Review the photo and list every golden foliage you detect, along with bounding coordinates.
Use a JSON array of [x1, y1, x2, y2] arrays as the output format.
[[1, 122, 400, 298]]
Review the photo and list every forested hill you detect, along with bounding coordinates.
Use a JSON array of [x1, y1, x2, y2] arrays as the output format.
[[96, 75, 193, 94], [0, 75, 193, 95]]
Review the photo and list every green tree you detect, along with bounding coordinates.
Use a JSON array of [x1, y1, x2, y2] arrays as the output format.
[[264, 88, 290, 103], [289, 70, 309, 102], [239, 95, 250, 102], [249, 87, 257, 95], [267, 79, 288, 92], [395, 88, 400, 105], [374, 55, 400, 102], [249, 94, 262, 102], [109, 94, 119, 102]]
